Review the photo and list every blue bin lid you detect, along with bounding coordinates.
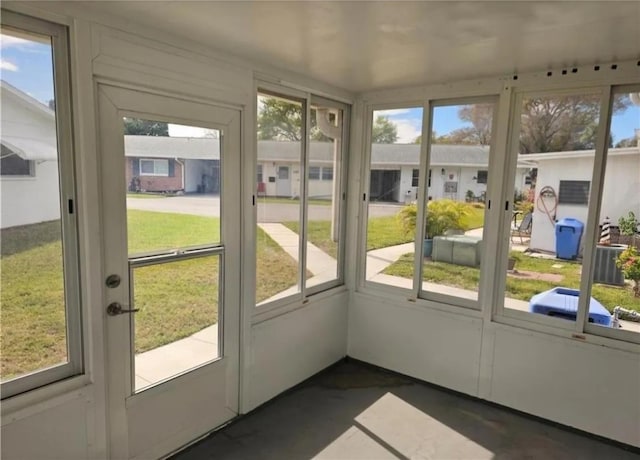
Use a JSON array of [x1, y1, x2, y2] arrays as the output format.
[[555, 218, 584, 229], [529, 287, 611, 322]]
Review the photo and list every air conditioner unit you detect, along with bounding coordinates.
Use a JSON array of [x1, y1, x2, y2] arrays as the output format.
[[593, 245, 625, 286]]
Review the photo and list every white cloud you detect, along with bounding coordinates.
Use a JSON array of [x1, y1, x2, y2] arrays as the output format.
[[0, 59, 18, 71], [376, 108, 411, 117], [392, 118, 422, 143], [0, 34, 32, 49]]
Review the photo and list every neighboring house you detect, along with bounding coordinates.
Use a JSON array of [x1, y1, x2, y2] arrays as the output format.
[[366, 143, 531, 203], [0, 81, 60, 229], [525, 146, 640, 253], [124, 136, 220, 193], [125, 139, 533, 201]]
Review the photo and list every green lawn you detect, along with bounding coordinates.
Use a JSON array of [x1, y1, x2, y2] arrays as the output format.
[[282, 221, 338, 258], [127, 192, 168, 199], [256, 196, 332, 206], [384, 250, 640, 313], [1, 211, 298, 380]]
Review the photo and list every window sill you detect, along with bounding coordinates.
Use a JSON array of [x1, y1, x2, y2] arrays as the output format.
[[252, 284, 348, 325], [1, 374, 91, 420]]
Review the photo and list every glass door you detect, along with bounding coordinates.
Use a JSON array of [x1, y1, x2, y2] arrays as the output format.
[[98, 84, 241, 460]]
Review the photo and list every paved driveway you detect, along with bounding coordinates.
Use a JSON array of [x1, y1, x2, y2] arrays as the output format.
[[127, 195, 404, 221]]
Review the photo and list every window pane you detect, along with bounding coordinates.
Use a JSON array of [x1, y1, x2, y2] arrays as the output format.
[[420, 102, 494, 303], [140, 159, 154, 175], [503, 92, 602, 325], [365, 108, 423, 288], [305, 105, 343, 289], [133, 254, 220, 391], [256, 93, 302, 304], [124, 119, 221, 257], [589, 90, 640, 335], [0, 29, 68, 382], [309, 166, 320, 180]]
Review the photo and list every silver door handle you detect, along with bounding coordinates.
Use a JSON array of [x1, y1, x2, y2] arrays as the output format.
[[106, 302, 139, 316]]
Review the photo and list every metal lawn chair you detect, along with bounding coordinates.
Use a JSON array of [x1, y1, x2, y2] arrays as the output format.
[[511, 212, 532, 244]]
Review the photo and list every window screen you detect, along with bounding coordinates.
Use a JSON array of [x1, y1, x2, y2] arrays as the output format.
[[558, 180, 590, 205], [477, 170, 488, 184]]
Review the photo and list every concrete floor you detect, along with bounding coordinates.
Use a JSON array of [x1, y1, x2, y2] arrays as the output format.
[[172, 360, 640, 460]]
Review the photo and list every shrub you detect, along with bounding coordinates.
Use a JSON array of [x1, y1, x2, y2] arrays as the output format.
[[618, 211, 639, 236], [616, 246, 640, 297], [397, 199, 471, 239]]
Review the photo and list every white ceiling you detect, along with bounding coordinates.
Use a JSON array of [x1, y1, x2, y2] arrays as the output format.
[[81, 1, 640, 93]]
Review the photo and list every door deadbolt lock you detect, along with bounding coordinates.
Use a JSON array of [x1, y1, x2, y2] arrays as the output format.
[[106, 302, 139, 316], [105, 274, 121, 288]]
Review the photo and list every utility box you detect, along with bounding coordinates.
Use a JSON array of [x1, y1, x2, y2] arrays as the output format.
[[593, 244, 625, 286], [555, 218, 584, 260], [529, 287, 612, 326]]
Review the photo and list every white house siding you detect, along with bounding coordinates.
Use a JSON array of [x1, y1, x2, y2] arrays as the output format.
[[530, 151, 640, 253], [1, 85, 60, 229], [1, 161, 61, 229]]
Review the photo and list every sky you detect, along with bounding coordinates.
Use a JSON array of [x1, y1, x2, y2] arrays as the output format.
[[2, 32, 638, 145]]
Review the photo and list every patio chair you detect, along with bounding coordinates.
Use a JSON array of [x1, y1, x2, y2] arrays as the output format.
[[511, 212, 532, 244]]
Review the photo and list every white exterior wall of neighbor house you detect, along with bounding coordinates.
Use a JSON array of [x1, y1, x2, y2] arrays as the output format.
[[530, 149, 640, 253], [0, 85, 60, 229]]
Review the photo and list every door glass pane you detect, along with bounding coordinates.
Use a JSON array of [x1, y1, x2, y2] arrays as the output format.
[[420, 103, 494, 303], [503, 92, 602, 325], [305, 105, 343, 289], [589, 89, 640, 334], [365, 108, 423, 288], [133, 255, 220, 391], [124, 119, 221, 256], [0, 28, 69, 381], [256, 93, 302, 304], [123, 119, 222, 391]]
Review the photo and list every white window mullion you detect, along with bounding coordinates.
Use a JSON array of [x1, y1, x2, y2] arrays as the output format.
[[412, 101, 431, 297], [300, 95, 310, 296], [576, 87, 613, 332]]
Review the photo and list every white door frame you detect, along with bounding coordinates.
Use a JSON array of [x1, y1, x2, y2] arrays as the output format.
[[97, 83, 241, 460]]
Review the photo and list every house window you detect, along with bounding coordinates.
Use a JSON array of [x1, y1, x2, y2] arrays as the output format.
[[256, 164, 263, 183], [140, 159, 169, 176], [322, 167, 333, 181], [0, 146, 34, 176], [558, 180, 590, 205], [412, 169, 419, 187], [1, 13, 82, 399], [476, 170, 488, 184], [309, 166, 321, 180]]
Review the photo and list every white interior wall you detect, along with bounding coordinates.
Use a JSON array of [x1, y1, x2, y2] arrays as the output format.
[[1, 3, 351, 459], [1, 3, 639, 460]]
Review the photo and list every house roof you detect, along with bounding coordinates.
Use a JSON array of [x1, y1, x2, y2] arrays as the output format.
[[518, 146, 640, 163], [1, 80, 57, 161], [125, 136, 532, 168]]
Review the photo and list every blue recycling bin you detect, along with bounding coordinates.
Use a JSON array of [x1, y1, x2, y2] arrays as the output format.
[[555, 218, 584, 260], [530, 287, 612, 326]]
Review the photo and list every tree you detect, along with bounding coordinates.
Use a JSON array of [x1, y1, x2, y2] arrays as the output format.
[[257, 98, 303, 141], [615, 137, 638, 148], [432, 95, 630, 151], [124, 118, 169, 136], [371, 115, 398, 143]]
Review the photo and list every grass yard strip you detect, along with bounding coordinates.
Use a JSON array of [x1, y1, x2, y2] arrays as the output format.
[[282, 220, 338, 259], [367, 215, 414, 250], [256, 197, 332, 206], [1, 212, 301, 379], [127, 193, 168, 199], [383, 251, 640, 313]]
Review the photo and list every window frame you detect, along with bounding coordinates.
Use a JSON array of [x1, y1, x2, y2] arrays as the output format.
[[493, 86, 617, 333], [1, 11, 83, 399], [255, 85, 349, 313], [139, 158, 169, 176]]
